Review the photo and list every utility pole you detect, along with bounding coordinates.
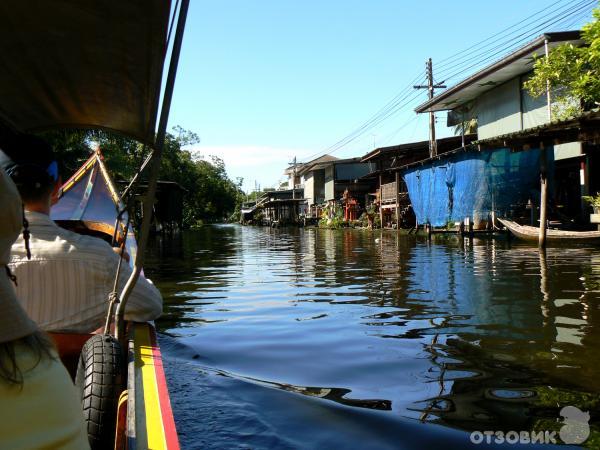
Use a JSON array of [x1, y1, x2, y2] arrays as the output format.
[[414, 58, 446, 158], [290, 156, 297, 200]]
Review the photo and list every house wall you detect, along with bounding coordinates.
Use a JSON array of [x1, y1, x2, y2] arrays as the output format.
[[521, 74, 547, 129], [335, 162, 371, 181], [474, 73, 582, 162], [325, 166, 334, 201], [476, 78, 521, 140], [326, 162, 372, 202], [304, 173, 315, 206], [314, 170, 325, 204], [305, 170, 326, 205]]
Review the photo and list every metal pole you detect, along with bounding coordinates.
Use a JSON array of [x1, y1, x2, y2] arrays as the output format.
[[115, 0, 190, 340], [539, 41, 551, 249], [544, 39, 552, 122]]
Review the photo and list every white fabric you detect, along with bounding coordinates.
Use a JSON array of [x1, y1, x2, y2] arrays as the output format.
[[9, 211, 162, 333]]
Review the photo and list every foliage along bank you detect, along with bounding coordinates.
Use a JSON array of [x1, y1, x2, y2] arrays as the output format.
[[40, 127, 244, 228]]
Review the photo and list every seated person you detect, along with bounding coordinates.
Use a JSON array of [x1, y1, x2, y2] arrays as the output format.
[[0, 135, 162, 333], [0, 166, 90, 450]]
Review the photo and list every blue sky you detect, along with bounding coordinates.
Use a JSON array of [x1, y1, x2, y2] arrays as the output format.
[[167, 0, 596, 192]]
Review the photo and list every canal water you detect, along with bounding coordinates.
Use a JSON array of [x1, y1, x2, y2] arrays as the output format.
[[146, 225, 600, 449]]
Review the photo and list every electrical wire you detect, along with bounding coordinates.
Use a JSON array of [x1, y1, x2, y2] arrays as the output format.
[[300, 73, 425, 162], [438, 3, 593, 85], [436, 0, 595, 81], [435, 0, 592, 73], [315, 0, 596, 161]]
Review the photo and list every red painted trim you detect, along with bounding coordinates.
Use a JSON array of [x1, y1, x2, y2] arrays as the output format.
[[60, 152, 96, 191], [148, 326, 180, 450]]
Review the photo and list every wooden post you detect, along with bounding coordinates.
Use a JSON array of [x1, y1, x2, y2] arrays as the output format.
[[539, 147, 548, 248], [467, 217, 474, 238], [580, 157, 587, 222], [395, 171, 400, 229], [414, 59, 446, 158], [379, 173, 384, 229]]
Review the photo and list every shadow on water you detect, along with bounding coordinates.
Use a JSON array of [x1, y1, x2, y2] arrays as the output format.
[[145, 225, 600, 449]]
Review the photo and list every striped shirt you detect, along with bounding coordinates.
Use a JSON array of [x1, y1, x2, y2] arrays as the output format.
[[9, 211, 162, 333]]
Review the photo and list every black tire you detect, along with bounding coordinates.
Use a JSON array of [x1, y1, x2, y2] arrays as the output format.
[[75, 334, 124, 450]]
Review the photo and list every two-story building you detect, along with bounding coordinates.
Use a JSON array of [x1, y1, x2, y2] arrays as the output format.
[[410, 30, 599, 229]]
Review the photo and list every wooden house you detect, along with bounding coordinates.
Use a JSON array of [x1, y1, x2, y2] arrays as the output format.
[[361, 135, 476, 228], [413, 30, 599, 227]]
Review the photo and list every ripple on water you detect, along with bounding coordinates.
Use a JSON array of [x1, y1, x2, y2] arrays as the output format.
[[146, 226, 600, 448]]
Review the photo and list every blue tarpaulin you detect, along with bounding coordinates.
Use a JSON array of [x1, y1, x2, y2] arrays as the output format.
[[403, 148, 553, 227]]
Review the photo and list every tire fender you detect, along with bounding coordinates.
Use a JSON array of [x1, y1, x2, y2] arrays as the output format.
[[75, 334, 123, 450]]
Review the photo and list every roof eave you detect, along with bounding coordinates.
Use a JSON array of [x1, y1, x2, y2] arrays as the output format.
[[414, 31, 582, 114]]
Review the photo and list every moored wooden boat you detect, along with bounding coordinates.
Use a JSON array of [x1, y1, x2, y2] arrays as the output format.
[[499, 218, 600, 243]]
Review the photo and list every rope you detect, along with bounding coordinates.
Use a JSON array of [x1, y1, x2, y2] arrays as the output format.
[[22, 206, 31, 260], [4, 265, 17, 286], [103, 211, 132, 335]]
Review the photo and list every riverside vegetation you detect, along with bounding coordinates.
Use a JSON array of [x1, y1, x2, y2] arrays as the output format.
[[40, 127, 245, 227]]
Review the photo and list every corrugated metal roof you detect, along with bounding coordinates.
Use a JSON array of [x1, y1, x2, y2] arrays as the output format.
[[397, 110, 600, 171], [361, 135, 473, 162], [415, 31, 582, 114]]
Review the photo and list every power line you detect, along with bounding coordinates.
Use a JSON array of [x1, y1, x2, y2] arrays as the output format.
[[315, 0, 596, 161], [436, 0, 592, 72], [437, 0, 595, 80], [300, 75, 425, 162], [439, 1, 594, 85]]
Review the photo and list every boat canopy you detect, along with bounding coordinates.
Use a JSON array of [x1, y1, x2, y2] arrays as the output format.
[[0, 0, 171, 147], [51, 150, 138, 267]]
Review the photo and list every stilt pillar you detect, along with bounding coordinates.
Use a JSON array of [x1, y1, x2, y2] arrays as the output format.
[[395, 171, 400, 229], [379, 173, 384, 229]]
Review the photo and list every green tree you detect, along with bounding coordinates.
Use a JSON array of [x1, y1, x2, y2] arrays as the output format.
[[524, 7, 600, 119], [40, 127, 243, 227]]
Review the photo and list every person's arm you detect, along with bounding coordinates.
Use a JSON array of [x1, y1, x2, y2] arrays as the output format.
[[112, 256, 163, 323]]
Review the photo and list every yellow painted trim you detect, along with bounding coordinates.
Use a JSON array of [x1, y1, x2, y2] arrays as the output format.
[[95, 154, 122, 207], [135, 325, 167, 450], [61, 156, 96, 194]]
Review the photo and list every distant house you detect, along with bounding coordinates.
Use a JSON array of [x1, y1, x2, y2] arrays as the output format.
[[293, 154, 372, 218], [361, 135, 476, 227], [258, 188, 305, 226], [407, 30, 600, 227], [117, 180, 185, 232], [296, 154, 339, 211], [283, 163, 303, 191], [416, 31, 583, 142], [324, 157, 371, 204]]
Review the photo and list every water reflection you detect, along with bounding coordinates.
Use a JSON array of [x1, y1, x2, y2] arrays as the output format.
[[145, 226, 600, 448]]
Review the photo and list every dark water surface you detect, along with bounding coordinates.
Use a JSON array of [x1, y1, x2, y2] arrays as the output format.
[[145, 225, 600, 449]]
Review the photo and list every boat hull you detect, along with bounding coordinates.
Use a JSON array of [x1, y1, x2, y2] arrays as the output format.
[[50, 153, 179, 449], [499, 218, 600, 243]]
